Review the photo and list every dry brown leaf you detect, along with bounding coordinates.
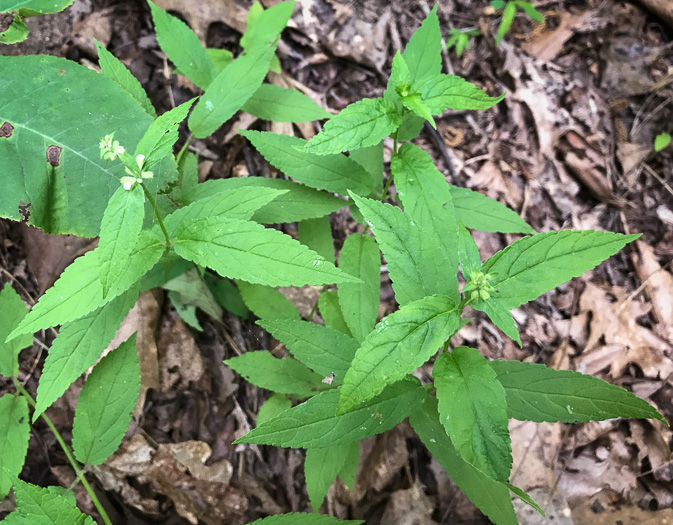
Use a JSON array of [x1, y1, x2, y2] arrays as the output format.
[[626, 420, 673, 482], [522, 12, 586, 61], [379, 483, 436, 525], [468, 160, 523, 209], [152, 0, 247, 40], [572, 501, 673, 524], [354, 427, 408, 498], [509, 420, 563, 490], [617, 141, 651, 177], [633, 240, 673, 342], [157, 316, 206, 392], [600, 36, 662, 99], [513, 488, 573, 525]]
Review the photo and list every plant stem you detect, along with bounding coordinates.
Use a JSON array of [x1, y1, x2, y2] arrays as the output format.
[[12, 379, 113, 525], [141, 183, 171, 246], [175, 133, 194, 165]]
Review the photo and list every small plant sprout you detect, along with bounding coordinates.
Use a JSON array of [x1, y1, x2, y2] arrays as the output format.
[[490, 0, 545, 46], [655, 132, 671, 152], [446, 27, 481, 57]]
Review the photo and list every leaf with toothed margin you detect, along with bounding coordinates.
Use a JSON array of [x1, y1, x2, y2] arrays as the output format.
[[0, 395, 29, 501], [235, 377, 425, 448], [0, 285, 32, 378]]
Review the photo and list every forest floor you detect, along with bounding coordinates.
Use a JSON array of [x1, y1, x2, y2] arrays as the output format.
[[2, 0, 673, 524]]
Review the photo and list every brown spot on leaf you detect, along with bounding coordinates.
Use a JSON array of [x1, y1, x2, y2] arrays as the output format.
[[46, 145, 62, 167], [18, 202, 31, 223], [57, 68, 66, 76], [0, 122, 14, 138]]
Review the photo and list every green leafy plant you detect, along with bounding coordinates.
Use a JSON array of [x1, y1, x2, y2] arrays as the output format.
[[0, 0, 76, 44], [655, 131, 671, 152], [0, 2, 665, 525], [446, 27, 481, 57], [490, 0, 544, 46]]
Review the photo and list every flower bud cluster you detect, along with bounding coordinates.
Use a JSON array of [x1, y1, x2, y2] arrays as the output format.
[[99, 133, 125, 161], [463, 270, 496, 302]]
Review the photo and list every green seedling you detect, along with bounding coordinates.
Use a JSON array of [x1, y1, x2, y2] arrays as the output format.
[[446, 27, 481, 56], [655, 131, 671, 152], [490, 0, 544, 46]]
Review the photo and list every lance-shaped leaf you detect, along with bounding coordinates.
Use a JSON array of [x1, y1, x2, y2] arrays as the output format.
[[409, 395, 519, 525], [183, 177, 346, 224], [449, 185, 534, 234], [338, 233, 381, 342], [0, 285, 32, 377], [189, 42, 277, 138], [236, 377, 425, 448], [98, 185, 145, 298], [3, 479, 96, 525], [483, 230, 641, 310], [95, 39, 156, 117], [72, 335, 140, 465], [240, 0, 295, 52], [338, 295, 463, 414], [33, 287, 138, 420], [8, 231, 163, 340], [134, 98, 195, 169], [172, 216, 357, 287], [249, 514, 363, 525], [433, 347, 512, 482], [418, 73, 505, 114], [226, 350, 324, 396], [0, 54, 176, 237], [298, 216, 335, 264], [243, 84, 332, 122], [392, 143, 459, 301], [238, 281, 301, 321], [164, 186, 286, 235], [490, 360, 666, 423], [305, 444, 350, 511], [401, 3, 441, 82], [0, 395, 29, 500], [148, 0, 214, 90], [318, 290, 351, 336], [474, 299, 521, 346], [240, 130, 376, 196], [258, 319, 358, 383], [457, 224, 482, 278], [338, 440, 360, 490], [304, 98, 402, 155], [350, 193, 456, 305]]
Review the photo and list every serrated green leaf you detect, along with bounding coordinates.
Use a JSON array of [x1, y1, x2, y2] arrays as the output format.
[[400, 93, 436, 127], [173, 216, 356, 287], [189, 42, 277, 138], [236, 377, 424, 448], [4, 479, 96, 525], [655, 132, 671, 152], [258, 319, 358, 383], [238, 281, 300, 320], [0, 285, 31, 377], [95, 39, 156, 117], [0, 395, 29, 500], [349, 141, 384, 193], [98, 185, 145, 298], [138, 252, 191, 291], [257, 393, 292, 427], [241, 0, 294, 52], [243, 83, 332, 122], [226, 350, 323, 396], [433, 346, 512, 481], [483, 230, 641, 310], [392, 143, 459, 301], [457, 224, 482, 278], [337, 440, 360, 490], [418, 73, 505, 114], [205, 274, 249, 318], [72, 334, 140, 465], [148, 0, 214, 90], [496, 1, 517, 45], [395, 112, 426, 142], [490, 360, 666, 423], [4, 1, 76, 15], [474, 299, 521, 346], [305, 443, 350, 510], [0, 55, 176, 237], [248, 513, 363, 525], [409, 395, 519, 525], [338, 233, 380, 342], [163, 266, 222, 320], [401, 3, 441, 82], [165, 186, 286, 236], [350, 193, 457, 305], [305, 98, 402, 155], [205, 47, 233, 74], [183, 177, 346, 223], [390, 50, 412, 95], [449, 185, 534, 234], [298, 216, 335, 264], [9, 232, 163, 340], [135, 98, 195, 169], [176, 151, 198, 198], [318, 290, 351, 336], [506, 483, 545, 516], [339, 295, 462, 414], [33, 287, 138, 421], [240, 130, 376, 196]]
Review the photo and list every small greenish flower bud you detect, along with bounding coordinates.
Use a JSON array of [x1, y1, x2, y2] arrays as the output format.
[[135, 154, 145, 170], [120, 176, 137, 191], [99, 133, 126, 161], [478, 289, 490, 301]]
